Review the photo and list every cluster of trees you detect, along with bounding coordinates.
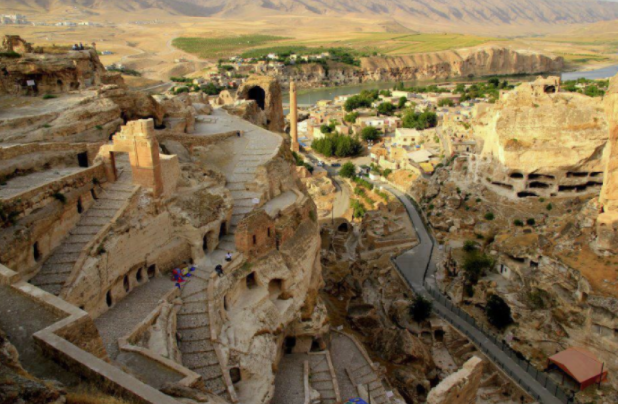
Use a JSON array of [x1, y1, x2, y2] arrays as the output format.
[[562, 78, 608, 97], [401, 109, 438, 130], [393, 82, 445, 93], [311, 134, 362, 158], [452, 78, 514, 102], [344, 90, 380, 112], [377, 102, 396, 116]]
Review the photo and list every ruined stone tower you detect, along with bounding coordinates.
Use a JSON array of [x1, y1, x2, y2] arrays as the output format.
[[290, 81, 299, 152]]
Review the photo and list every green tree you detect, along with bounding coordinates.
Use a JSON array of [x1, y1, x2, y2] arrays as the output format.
[[320, 124, 333, 134], [350, 199, 366, 218], [463, 252, 494, 284], [486, 295, 513, 329], [397, 96, 407, 109], [438, 98, 455, 107], [377, 102, 396, 116], [487, 77, 500, 88], [409, 295, 432, 323], [339, 161, 357, 179], [361, 126, 381, 142]]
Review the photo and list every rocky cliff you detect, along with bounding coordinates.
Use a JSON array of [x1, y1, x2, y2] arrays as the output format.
[[275, 47, 563, 88], [593, 74, 618, 255], [470, 76, 609, 200]]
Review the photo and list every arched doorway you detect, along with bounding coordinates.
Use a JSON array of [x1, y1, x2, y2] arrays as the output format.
[[248, 86, 266, 110]]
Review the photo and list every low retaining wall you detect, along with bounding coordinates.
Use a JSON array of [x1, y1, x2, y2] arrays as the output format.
[[118, 287, 201, 388], [0, 263, 182, 404]]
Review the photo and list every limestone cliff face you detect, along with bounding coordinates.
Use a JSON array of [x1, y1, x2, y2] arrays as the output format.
[[274, 47, 563, 88], [360, 46, 563, 82], [471, 77, 609, 199], [593, 74, 618, 254]]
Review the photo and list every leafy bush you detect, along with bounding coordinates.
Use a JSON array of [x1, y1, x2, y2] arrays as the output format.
[[397, 96, 407, 109], [353, 177, 373, 190], [170, 76, 193, 83], [374, 189, 389, 201], [484, 212, 495, 220], [382, 168, 392, 177], [463, 252, 494, 284], [513, 219, 524, 226], [338, 162, 357, 179], [486, 295, 513, 329], [344, 112, 359, 123], [174, 86, 190, 94], [546, 203, 553, 211], [438, 98, 455, 107], [42, 94, 57, 100], [350, 199, 366, 219], [354, 187, 366, 197], [463, 240, 477, 252], [201, 82, 225, 95], [409, 295, 432, 323], [526, 218, 536, 226]]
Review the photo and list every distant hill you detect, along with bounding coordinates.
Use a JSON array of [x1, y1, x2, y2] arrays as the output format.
[[4, 0, 618, 30]]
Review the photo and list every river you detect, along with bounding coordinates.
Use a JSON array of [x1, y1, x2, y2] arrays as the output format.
[[282, 65, 618, 107]]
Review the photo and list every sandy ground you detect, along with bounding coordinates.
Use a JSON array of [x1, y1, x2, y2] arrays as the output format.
[[0, 14, 615, 84]]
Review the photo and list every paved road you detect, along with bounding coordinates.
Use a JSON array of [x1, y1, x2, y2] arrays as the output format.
[[378, 181, 564, 404]]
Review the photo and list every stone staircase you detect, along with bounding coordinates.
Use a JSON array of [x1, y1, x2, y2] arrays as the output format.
[[219, 126, 282, 252], [348, 362, 389, 404], [309, 353, 339, 404], [178, 250, 242, 401], [30, 161, 135, 296]]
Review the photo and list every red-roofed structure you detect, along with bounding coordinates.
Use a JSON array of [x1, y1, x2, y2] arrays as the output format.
[[548, 347, 607, 390]]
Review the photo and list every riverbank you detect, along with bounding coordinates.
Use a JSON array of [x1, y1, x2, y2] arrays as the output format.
[[282, 64, 617, 106]]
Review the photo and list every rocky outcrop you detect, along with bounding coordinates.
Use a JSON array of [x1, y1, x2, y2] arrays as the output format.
[[593, 74, 618, 255], [471, 76, 609, 199], [274, 47, 563, 88], [427, 357, 484, 404], [0, 328, 65, 404], [0, 42, 121, 95]]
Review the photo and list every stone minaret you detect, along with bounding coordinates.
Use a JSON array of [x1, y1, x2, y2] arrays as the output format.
[[290, 81, 299, 152]]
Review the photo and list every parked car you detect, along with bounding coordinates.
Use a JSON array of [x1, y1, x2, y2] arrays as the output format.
[[330, 163, 341, 167]]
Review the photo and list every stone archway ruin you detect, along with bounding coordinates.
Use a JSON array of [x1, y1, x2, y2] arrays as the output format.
[[247, 86, 266, 110], [98, 119, 169, 197]]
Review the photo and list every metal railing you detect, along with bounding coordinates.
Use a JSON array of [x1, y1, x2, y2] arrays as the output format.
[[423, 283, 574, 404], [389, 185, 574, 403]]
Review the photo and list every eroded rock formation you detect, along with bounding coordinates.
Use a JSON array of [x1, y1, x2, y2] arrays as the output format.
[[593, 74, 618, 255], [471, 76, 609, 199], [275, 47, 563, 88]]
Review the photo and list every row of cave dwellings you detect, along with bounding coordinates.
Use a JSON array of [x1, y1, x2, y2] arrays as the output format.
[[488, 171, 604, 198]]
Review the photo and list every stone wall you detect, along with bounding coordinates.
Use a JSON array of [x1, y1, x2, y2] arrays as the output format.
[[427, 356, 484, 404], [235, 210, 277, 258], [0, 171, 103, 274]]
